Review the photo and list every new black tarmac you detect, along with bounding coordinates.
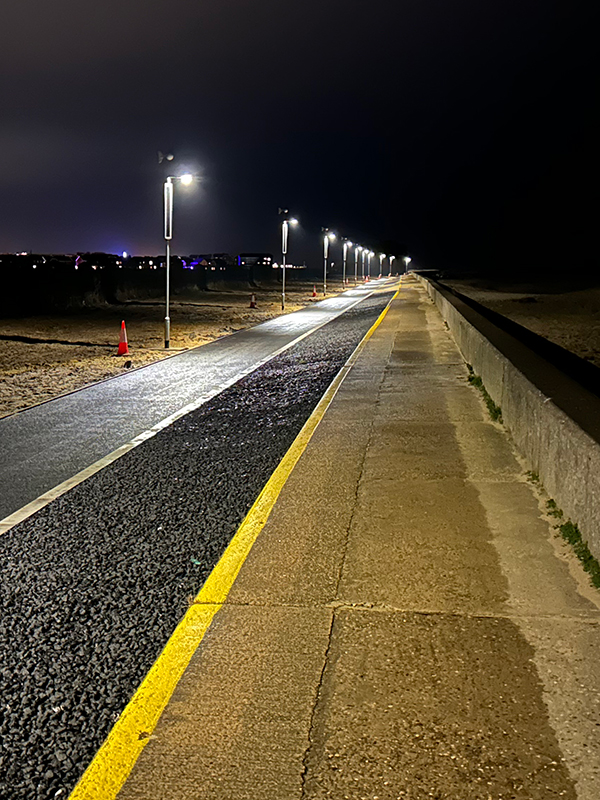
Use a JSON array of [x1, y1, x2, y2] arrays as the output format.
[[118, 277, 600, 800], [0, 288, 374, 521]]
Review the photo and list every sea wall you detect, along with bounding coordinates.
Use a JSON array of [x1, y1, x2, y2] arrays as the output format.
[[418, 274, 600, 560]]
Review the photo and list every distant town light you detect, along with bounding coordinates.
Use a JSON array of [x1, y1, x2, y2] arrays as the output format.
[[122, 251, 128, 259]]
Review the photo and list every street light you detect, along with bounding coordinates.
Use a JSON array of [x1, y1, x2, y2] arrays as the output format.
[[361, 247, 366, 280], [279, 210, 298, 310], [163, 173, 194, 348], [403, 255, 412, 273], [367, 250, 374, 279], [378, 253, 386, 278], [322, 229, 336, 296], [389, 254, 396, 275], [342, 239, 353, 286], [354, 245, 362, 283]]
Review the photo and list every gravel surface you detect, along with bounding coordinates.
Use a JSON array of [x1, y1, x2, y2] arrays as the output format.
[[0, 292, 392, 800]]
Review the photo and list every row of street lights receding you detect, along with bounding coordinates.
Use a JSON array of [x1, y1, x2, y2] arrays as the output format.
[[281, 219, 412, 310], [161, 172, 412, 344]]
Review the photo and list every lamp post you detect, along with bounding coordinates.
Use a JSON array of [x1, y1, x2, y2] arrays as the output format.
[[378, 253, 386, 278], [342, 239, 353, 287], [389, 255, 396, 275], [354, 245, 362, 283], [403, 255, 412, 273], [279, 211, 298, 311], [163, 172, 193, 349], [322, 229, 336, 296], [367, 250, 374, 279], [360, 247, 366, 280]]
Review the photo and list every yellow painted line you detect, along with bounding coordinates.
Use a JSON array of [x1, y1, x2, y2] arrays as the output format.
[[68, 285, 399, 800]]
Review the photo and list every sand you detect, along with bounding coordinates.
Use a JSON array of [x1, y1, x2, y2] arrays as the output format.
[[0, 282, 338, 418], [444, 279, 600, 370], [3, 278, 599, 419]]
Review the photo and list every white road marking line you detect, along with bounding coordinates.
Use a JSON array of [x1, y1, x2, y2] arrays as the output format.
[[0, 290, 376, 536]]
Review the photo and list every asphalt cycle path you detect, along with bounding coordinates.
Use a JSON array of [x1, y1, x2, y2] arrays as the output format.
[[0, 283, 381, 523], [0, 287, 396, 800]]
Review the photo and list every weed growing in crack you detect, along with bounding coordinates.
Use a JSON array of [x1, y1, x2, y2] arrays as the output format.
[[466, 365, 503, 423], [557, 519, 600, 589], [546, 499, 563, 519]]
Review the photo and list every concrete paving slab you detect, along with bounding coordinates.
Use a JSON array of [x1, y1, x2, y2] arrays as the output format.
[[473, 480, 600, 618], [516, 616, 600, 798], [453, 420, 522, 481], [339, 477, 508, 614], [117, 277, 600, 800], [363, 422, 468, 481], [302, 609, 576, 800], [119, 605, 333, 800]]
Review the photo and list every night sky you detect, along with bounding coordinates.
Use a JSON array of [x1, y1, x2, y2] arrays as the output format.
[[1, 0, 595, 274]]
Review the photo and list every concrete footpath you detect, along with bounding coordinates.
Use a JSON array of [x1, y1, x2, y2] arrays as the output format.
[[117, 277, 600, 800]]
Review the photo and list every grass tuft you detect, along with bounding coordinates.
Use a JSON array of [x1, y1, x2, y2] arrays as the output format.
[[557, 520, 600, 589], [466, 365, 503, 423], [546, 499, 563, 519], [526, 470, 540, 484]]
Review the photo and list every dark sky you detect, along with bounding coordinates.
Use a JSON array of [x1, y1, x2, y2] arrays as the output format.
[[0, 0, 595, 273]]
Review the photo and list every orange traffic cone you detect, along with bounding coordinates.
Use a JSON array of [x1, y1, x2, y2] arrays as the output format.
[[117, 320, 129, 356], [312, 284, 317, 298], [249, 294, 257, 308]]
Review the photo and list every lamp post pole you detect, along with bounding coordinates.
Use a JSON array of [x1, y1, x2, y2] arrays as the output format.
[[279, 212, 298, 310], [342, 239, 353, 287], [281, 219, 288, 311], [163, 173, 193, 349], [378, 253, 386, 278], [367, 250, 373, 279], [389, 255, 396, 275], [354, 245, 361, 283], [322, 229, 335, 296], [163, 177, 174, 349], [361, 247, 366, 280]]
